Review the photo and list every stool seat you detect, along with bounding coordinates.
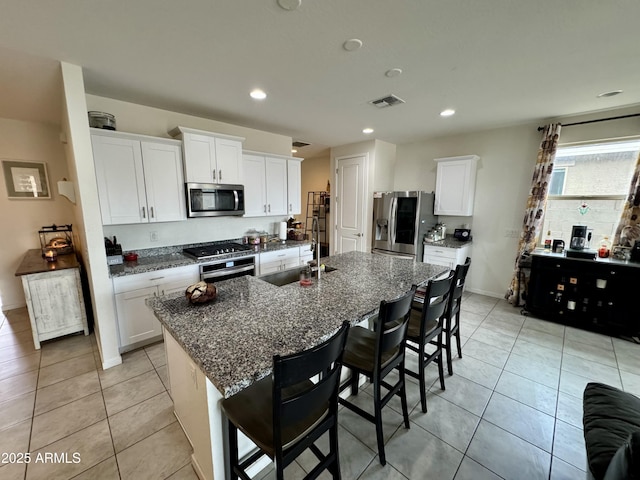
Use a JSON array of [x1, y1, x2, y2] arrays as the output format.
[[343, 326, 399, 372], [221, 376, 327, 457]]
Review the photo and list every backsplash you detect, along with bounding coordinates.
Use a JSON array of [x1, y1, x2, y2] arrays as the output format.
[[102, 215, 290, 252]]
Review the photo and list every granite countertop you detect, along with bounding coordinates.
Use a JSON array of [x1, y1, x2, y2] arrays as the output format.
[[15, 249, 80, 276], [147, 250, 448, 398], [109, 240, 311, 277], [423, 235, 472, 249]]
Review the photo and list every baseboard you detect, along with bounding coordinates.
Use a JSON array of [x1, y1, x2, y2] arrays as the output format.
[[101, 355, 123, 370], [1, 302, 27, 312], [465, 287, 506, 300]]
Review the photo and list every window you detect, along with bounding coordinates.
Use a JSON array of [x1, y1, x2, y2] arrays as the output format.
[[541, 139, 640, 247]]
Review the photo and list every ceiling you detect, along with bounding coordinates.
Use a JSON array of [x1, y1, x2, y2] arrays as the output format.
[[1, 0, 639, 158]]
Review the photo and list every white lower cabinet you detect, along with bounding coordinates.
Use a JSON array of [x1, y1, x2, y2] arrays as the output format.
[[258, 248, 300, 276], [422, 244, 471, 269], [257, 245, 314, 276], [113, 265, 199, 351], [299, 243, 313, 266]]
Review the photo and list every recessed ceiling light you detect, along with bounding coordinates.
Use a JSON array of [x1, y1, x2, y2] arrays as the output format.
[[250, 89, 267, 100], [385, 68, 403, 78], [440, 109, 455, 117], [362, 128, 374, 134], [343, 38, 363, 52], [597, 90, 623, 98], [277, 0, 301, 11], [291, 148, 298, 154]]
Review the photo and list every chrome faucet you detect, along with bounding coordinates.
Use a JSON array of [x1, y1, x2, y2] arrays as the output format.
[[311, 215, 321, 280]]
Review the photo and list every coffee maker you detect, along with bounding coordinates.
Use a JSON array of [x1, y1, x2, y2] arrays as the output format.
[[570, 225, 588, 250], [567, 225, 597, 260]]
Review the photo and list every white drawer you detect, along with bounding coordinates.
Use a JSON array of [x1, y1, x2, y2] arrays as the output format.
[[299, 244, 312, 255], [422, 245, 457, 260], [113, 264, 199, 293], [259, 247, 299, 265]]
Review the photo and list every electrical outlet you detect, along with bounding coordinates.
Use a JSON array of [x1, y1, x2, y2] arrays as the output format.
[[150, 231, 159, 242]]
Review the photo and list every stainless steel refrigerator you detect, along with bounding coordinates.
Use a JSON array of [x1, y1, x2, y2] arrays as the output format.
[[371, 191, 437, 260]]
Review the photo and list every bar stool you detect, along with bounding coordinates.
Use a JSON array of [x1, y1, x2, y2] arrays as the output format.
[[338, 285, 417, 466], [221, 322, 350, 480], [444, 257, 471, 375], [406, 270, 455, 413]]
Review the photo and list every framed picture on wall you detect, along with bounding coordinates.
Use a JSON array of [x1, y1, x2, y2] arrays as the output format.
[[2, 160, 51, 199]]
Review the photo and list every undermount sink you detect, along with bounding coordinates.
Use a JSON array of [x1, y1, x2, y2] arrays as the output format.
[[258, 265, 337, 287]]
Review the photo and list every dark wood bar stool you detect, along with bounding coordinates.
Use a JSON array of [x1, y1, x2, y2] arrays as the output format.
[[338, 285, 417, 466], [221, 321, 350, 480], [444, 257, 471, 375], [406, 271, 455, 413]]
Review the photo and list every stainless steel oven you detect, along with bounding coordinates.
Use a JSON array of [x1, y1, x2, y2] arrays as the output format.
[[186, 183, 245, 217], [199, 256, 255, 282]]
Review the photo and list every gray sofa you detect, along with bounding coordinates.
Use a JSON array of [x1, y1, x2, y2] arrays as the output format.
[[583, 382, 640, 480]]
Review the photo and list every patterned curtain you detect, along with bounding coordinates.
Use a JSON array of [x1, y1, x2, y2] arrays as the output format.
[[506, 123, 561, 305], [612, 151, 640, 247]]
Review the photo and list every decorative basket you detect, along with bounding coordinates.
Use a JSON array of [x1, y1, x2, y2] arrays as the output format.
[[185, 281, 217, 304]]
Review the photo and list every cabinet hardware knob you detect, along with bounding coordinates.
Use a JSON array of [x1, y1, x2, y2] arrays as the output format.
[[142, 207, 146, 218], [289, 203, 292, 211], [219, 170, 222, 181], [268, 204, 271, 213], [213, 170, 217, 181], [150, 207, 155, 218], [264, 205, 267, 213]]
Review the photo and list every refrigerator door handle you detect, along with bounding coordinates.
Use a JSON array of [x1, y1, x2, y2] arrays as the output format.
[[389, 196, 397, 247]]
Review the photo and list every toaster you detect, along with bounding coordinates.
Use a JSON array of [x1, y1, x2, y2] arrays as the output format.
[[453, 228, 471, 241]]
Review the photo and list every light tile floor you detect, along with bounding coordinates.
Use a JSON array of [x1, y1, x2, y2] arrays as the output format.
[[1, 293, 639, 480]]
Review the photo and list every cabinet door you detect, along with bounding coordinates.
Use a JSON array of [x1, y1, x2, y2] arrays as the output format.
[[265, 156, 288, 216], [434, 156, 478, 216], [215, 137, 242, 184], [92, 134, 147, 225], [115, 286, 162, 349], [287, 158, 302, 215], [182, 132, 215, 183], [141, 141, 186, 223], [242, 154, 267, 216]]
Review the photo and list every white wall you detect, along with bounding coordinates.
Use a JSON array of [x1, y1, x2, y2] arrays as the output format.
[[0, 118, 76, 310], [395, 124, 541, 298]]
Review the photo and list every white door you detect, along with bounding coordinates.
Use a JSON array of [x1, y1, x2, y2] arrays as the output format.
[[182, 133, 215, 183], [265, 156, 288, 216], [336, 155, 366, 253], [214, 137, 242, 184], [141, 141, 185, 223], [287, 158, 302, 215], [242, 154, 267, 216], [91, 134, 147, 225]]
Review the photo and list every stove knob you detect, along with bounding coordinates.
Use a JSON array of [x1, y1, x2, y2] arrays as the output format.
[[214, 249, 220, 255], [225, 248, 230, 253]]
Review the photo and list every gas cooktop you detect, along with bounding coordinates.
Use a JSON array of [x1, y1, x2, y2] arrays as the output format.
[[183, 242, 252, 260]]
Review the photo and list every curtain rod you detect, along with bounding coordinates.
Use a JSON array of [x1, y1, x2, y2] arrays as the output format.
[[537, 112, 640, 131]]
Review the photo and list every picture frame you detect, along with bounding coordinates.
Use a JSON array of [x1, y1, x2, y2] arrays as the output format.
[[2, 160, 51, 199]]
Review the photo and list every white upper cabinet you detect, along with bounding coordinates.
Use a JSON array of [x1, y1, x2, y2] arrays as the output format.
[[434, 155, 479, 216], [91, 129, 185, 225], [242, 151, 302, 217], [170, 126, 244, 185], [287, 158, 303, 215]]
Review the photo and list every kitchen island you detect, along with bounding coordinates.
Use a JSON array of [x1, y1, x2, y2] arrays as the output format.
[[147, 251, 447, 480]]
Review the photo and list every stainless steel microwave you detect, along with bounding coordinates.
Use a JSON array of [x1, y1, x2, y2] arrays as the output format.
[[186, 183, 245, 217]]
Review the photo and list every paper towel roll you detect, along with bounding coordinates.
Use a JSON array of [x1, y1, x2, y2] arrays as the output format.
[[279, 222, 288, 240]]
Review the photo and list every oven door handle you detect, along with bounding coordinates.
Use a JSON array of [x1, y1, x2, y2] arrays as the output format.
[[201, 264, 254, 280]]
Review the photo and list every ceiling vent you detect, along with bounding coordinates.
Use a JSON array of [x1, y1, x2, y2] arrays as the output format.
[[369, 94, 405, 108], [292, 141, 310, 148]]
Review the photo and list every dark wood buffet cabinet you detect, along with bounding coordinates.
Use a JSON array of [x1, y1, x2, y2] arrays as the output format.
[[527, 252, 639, 337]]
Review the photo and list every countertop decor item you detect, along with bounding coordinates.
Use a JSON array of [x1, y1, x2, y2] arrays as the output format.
[[39, 224, 73, 256], [185, 281, 217, 304]]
